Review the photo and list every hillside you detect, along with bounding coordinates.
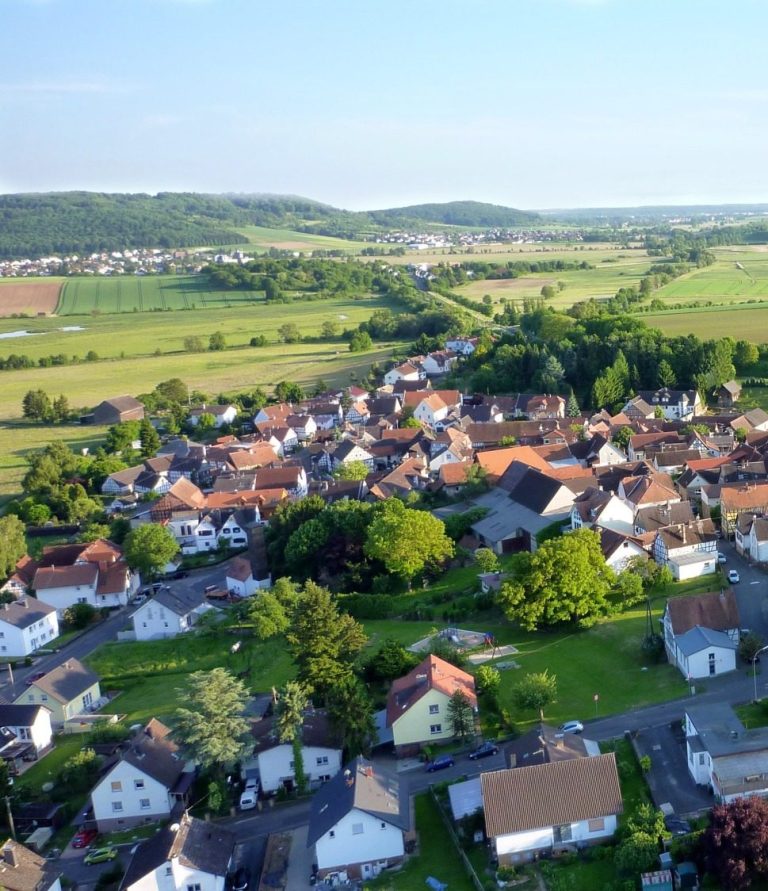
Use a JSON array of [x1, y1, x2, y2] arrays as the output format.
[[0, 192, 540, 259]]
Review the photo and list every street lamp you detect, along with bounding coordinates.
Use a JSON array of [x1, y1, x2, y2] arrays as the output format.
[[752, 645, 768, 703]]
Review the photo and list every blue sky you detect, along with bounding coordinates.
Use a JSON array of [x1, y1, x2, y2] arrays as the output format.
[[1, 0, 766, 210]]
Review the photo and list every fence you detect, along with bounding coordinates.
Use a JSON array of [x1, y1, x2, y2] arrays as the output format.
[[429, 787, 485, 891]]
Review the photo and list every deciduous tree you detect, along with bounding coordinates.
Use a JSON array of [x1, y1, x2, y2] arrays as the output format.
[[0, 515, 26, 581], [123, 524, 179, 578], [447, 689, 474, 741], [704, 796, 768, 889], [512, 670, 557, 720], [326, 675, 376, 759]]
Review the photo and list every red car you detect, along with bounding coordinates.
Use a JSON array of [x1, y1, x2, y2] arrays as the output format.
[[25, 671, 46, 687], [72, 828, 98, 849]]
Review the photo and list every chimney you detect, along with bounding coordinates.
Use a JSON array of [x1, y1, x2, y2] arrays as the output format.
[[3, 846, 17, 868], [681, 524, 686, 544], [21, 599, 28, 609]]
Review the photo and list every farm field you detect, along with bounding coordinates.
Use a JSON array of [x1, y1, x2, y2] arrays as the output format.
[[385, 241, 635, 268], [231, 224, 373, 253], [651, 246, 768, 305], [0, 279, 63, 316], [641, 304, 768, 341]]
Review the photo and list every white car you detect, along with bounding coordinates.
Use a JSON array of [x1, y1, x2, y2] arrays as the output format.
[[239, 778, 258, 810], [558, 721, 584, 734], [718, 553, 727, 564], [728, 570, 740, 584]]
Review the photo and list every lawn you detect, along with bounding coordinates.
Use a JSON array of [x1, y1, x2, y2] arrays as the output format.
[[13, 732, 84, 796], [363, 794, 476, 891]]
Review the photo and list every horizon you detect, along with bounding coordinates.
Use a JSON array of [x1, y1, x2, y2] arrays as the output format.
[[2, 0, 768, 209]]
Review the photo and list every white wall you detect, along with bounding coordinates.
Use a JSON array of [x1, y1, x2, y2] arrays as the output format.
[[314, 808, 404, 873], [680, 645, 736, 679], [494, 815, 617, 862], [127, 860, 227, 891], [132, 601, 186, 641], [35, 582, 97, 614], [3, 708, 53, 753], [0, 611, 59, 658], [92, 759, 175, 829], [257, 744, 341, 793]]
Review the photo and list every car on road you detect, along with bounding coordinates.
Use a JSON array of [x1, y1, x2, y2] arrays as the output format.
[[664, 816, 692, 836], [25, 671, 46, 686], [468, 741, 499, 760], [718, 552, 727, 564], [72, 828, 98, 849], [84, 847, 118, 865], [169, 570, 189, 580], [425, 755, 455, 772], [558, 721, 584, 734], [231, 866, 251, 891], [728, 570, 740, 584]]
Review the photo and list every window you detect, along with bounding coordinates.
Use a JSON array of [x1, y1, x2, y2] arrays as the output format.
[[316, 756, 329, 766], [429, 704, 439, 715], [112, 801, 123, 812], [0, 647, 5, 653], [111, 781, 122, 792], [587, 818, 605, 833], [699, 754, 706, 765], [0, 632, 4, 638], [134, 779, 145, 789], [328, 830, 335, 839], [187, 884, 201, 891], [380, 822, 387, 830], [165, 867, 172, 877], [140, 798, 151, 809], [352, 823, 364, 835], [83, 692, 93, 708], [430, 724, 442, 734]]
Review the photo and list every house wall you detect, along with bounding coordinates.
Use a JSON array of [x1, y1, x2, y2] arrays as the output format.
[[605, 541, 646, 573], [391, 689, 456, 748], [127, 860, 227, 891], [4, 709, 53, 753], [35, 582, 97, 615], [673, 556, 718, 581], [680, 645, 736, 679], [92, 759, 174, 830], [16, 680, 101, 725], [257, 744, 341, 794], [595, 499, 635, 535], [314, 808, 405, 877], [494, 815, 617, 864], [0, 611, 60, 658], [132, 601, 187, 641]]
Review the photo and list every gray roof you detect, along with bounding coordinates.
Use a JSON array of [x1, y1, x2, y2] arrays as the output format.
[[686, 703, 768, 758], [28, 658, 100, 704], [133, 587, 207, 618], [470, 487, 570, 545], [0, 597, 56, 630], [307, 757, 409, 847], [505, 724, 593, 769], [113, 719, 187, 789], [121, 814, 235, 891], [448, 777, 483, 821], [675, 625, 737, 657], [0, 704, 47, 727]]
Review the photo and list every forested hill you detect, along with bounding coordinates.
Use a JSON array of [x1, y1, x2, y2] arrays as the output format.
[[367, 200, 541, 228], [0, 192, 540, 259]]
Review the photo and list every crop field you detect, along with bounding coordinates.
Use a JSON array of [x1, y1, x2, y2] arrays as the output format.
[[232, 224, 373, 253], [641, 304, 768, 341], [651, 246, 768, 305], [385, 241, 635, 268], [0, 279, 63, 316]]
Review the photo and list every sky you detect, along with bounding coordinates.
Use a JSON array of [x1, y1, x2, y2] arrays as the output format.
[[1, 0, 768, 210]]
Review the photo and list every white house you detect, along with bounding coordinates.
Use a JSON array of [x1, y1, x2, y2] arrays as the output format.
[[662, 589, 740, 679], [120, 813, 235, 891], [598, 528, 648, 573], [243, 710, 342, 794], [383, 361, 424, 387], [331, 441, 375, 471], [187, 405, 238, 429], [0, 840, 61, 891], [285, 414, 317, 442], [413, 394, 450, 429], [735, 515, 768, 562], [570, 488, 635, 536], [652, 520, 718, 580], [131, 590, 214, 642], [0, 704, 54, 767], [685, 704, 768, 802], [0, 598, 59, 658], [91, 720, 194, 831], [445, 336, 479, 356], [226, 556, 269, 597], [307, 758, 410, 883], [481, 755, 623, 865], [421, 350, 458, 377], [635, 388, 703, 421]]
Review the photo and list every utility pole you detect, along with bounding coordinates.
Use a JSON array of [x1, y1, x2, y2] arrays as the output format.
[[5, 796, 15, 840]]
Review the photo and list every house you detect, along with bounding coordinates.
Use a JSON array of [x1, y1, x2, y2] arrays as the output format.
[[346, 401, 371, 426], [618, 474, 680, 513], [15, 658, 101, 727], [91, 720, 194, 831], [685, 703, 768, 802], [244, 710, 342, 794], [253, 465, 308, 498], [0, 840, 61, 891], [91, 395, 145, 425], [331, 440, 375, 472], [622, 396, 656, 421], [120, 813, 235, 891], [386, 654, 477, 755], [719, 482, 768, 538], [636, 388, 702, 421], [253, 402, 293, 425], [225, 556, 261, 597], [740, 515, 768, 562], [0, 598, 59, 658], [445, 336, 479, 356], [285, 414, 318, 441], [188, 405, 238, 429], [0, 705, 54, 772], [421, 350, 458, 377], [717, 380, 742, 408], [635, 501, 695, 534], [526, 395, 565, 420], [662, 589, 740, 679], [481, 754, 623, 864], [598, 528, 648, 572], [383, 361, 424, 386], [652, 519, 718, 580], [307, 757, 410, 883], [505, 723, 601, 769], [131, 589, 214, 641], [413, 393, 450, 429], [437, 462, 473, 496], [570, 488, 634, 535]]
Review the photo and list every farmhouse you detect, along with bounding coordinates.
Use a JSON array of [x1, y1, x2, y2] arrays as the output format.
[[90, 395, 145, 425], [662, 589, 740, 679]]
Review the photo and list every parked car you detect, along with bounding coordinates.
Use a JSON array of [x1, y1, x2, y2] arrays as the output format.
[[728, 570, 740, 584], [558, 721, 584, 734], [72, 828, 98, 849], [232, 866, 251, 891], [718, 553, 727, 564], [425, 755, 455, 772], [239, 778, 258, 811], [84, 847, 118, 865], [664, 816, 692, 836], [25, 671, 46, 686], [468, 741, 499, 760], [170, 570, 189, 580]]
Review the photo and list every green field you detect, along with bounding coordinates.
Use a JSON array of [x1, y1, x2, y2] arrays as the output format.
[[641, 304, 768, 341], [233, 224, 373, 253], [652, 246, 768, 304]]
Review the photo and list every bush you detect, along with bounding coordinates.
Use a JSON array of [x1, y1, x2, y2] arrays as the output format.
[[64, 602, 97, 630]]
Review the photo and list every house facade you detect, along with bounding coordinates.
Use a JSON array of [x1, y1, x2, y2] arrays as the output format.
[[131, 591, 214, 641], [0, 704, 54, 769], [14, 659, 101, 726], [0, 598, 59, 658], [662, 590, 740, 679]]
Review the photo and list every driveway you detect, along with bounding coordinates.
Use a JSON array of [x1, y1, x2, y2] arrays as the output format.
[[719, 539, 768, 640], [633, 723, 712, 817]]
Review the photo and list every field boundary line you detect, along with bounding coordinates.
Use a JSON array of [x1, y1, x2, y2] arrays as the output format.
[[55, 281, 68, 314]]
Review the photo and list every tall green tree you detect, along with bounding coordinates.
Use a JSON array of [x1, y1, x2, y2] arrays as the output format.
[[139, 419, 160, 457], [174, 668, 250, 770], [286, 581, 368, 699], [22, 389, 51, 422], [0, 515, 26, 581], [123, 524, 179, 578], [327, 676, 376, 759], [512, 670, 557, 720], [275, 681, 310, 794], [208, 331, 227, 351], [447, 689, 474, 741], [364, 499, 453, 583]]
